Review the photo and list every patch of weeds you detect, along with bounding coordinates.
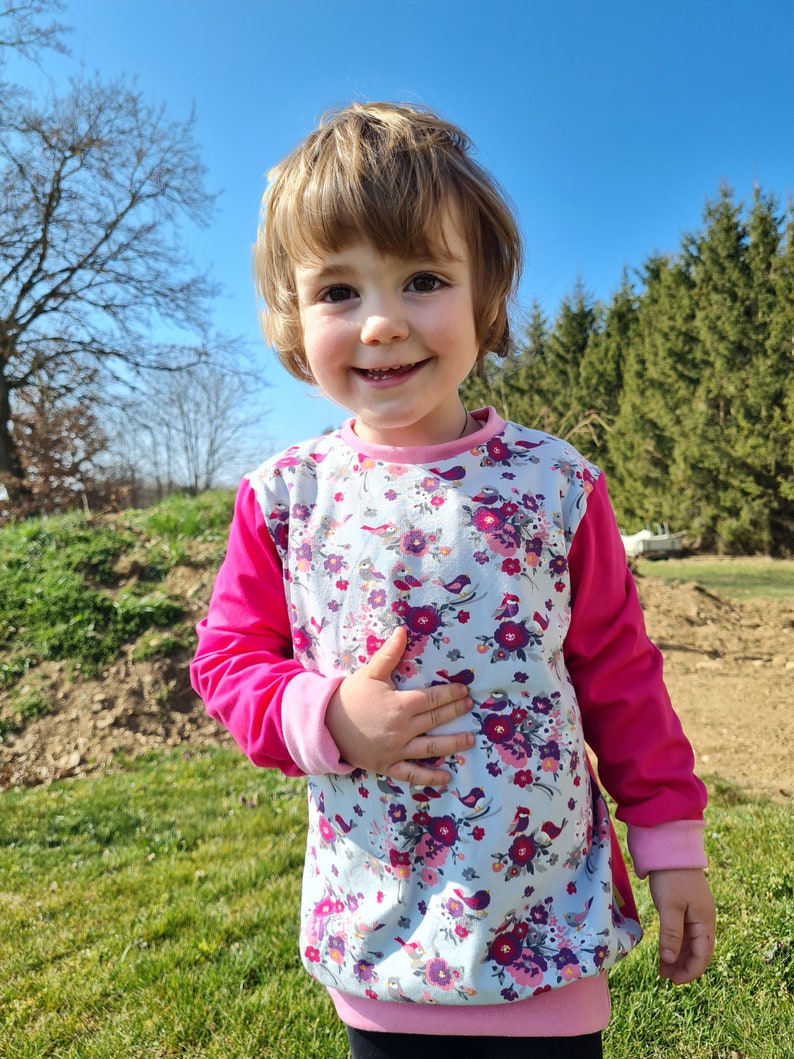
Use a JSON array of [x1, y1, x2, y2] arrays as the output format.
[[0, 655, 35, 688], [14, 691, 52, 722], [132, 632, 189, 662]]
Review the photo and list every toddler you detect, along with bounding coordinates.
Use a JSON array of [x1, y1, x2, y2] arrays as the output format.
[[191, 101, 715, 1059]]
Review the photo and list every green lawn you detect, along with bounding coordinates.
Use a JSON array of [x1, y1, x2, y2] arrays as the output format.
[[636, 556, 794, 601], [1, 749, 791, 1058]]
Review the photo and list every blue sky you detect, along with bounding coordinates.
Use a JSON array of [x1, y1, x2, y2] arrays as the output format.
[[7, 0, 794, 455]]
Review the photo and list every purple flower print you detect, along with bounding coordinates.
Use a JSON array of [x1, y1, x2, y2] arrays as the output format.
[[482, 713, 516, 745], [405, 605, 442, 636], [323, 553, 344, 573], [388, 803, 407, 823], [493, 621, 530, 652], [421, 476, 440, 492], [529, 904, 548, 925], [400, 528, 429, 556], [354, 959, 375, 982], [425, 957, 454, 989], [328, 935, 345, 966], [368, 588, 387, 607], [291, 503, 312, 521], [548, 554, 568, 576], [428, 815, 458, 846], [593, 944, 610, 968], [473, 550, 490, 565]]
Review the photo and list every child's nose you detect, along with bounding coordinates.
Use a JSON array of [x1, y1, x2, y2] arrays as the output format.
[[360, 303, 409, 345]]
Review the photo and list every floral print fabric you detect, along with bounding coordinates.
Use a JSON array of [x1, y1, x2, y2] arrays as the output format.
[[249, 421, 642, 1005]]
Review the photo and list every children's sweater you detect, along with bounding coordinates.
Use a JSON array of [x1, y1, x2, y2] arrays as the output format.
[[191, 407, 707, 1037]]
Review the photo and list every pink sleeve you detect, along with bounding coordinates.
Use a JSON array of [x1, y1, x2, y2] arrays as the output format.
[[190, 479, 350, 777], [565, 474, 707, 876]]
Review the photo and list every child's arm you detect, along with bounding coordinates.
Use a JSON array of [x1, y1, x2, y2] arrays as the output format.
[[326, 625, 474, 787], [648, 868, 716, 984], [564, 473, 715, 980]]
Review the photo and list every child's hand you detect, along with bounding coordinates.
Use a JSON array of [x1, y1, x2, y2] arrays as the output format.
[[648, 868, 716, 984], [326, 626, 475, 787]]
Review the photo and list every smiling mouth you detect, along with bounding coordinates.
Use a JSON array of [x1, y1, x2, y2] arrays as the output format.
[[358, 361, 423, 381]]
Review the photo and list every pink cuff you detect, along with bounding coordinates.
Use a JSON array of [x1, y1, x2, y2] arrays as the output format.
[[627, 819, 708, 879], [281, 670, 352, 776]]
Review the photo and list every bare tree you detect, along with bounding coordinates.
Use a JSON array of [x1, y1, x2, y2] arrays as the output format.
[[0, 56, 220, 507], [115, 349, 269, 496], [0, 1, 69, 65]]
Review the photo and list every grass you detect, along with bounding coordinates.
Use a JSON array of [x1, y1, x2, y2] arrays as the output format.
[[636, 555, 794, 601], [0, 749, 791, 1058]]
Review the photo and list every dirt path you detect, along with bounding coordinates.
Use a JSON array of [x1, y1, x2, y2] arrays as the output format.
[[1, 572, 793, 804]]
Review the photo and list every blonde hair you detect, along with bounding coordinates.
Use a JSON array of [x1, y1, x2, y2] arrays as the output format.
[[255, 101, 522, 382]]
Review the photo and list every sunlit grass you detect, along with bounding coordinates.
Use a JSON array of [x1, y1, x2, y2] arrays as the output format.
[[636, 556, 794, 601], [1, 748, 791, 1057]]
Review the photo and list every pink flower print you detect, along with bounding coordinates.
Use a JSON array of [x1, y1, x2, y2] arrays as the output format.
[[334, 491, 344, 502], [425, 957, 455, 990], [455, 925, 469, 938], [314, 896, 336, 917], [405, 605, 442, 637], [318, 816, 335, 844], [400, 528, 430, 556], [293, 627, 312, 653], [305, 945, 321, 963], [366, 634, 385, 657], [335, 579, 349, 591], [384, 489, 397, 500], [295, 542, 312, 571], [472, 507, 505, 532], [421, 867, 439, 886], [486, 522, 521, 557], [430, 495, 445, 507], [553, 948, 581, 982], [389, 848, 411, 880], [493, 621, 530, 652], [490, 931, 522, 966]]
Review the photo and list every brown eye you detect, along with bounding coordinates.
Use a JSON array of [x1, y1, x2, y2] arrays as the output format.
[[409, 273, 443, 293], [323, 285, 356, 303]]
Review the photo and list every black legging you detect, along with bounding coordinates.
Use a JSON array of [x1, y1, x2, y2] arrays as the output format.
[[347, 1028, 603, 1059]]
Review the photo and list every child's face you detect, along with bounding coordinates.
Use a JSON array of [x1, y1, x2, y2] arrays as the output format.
[[294, 210, 479, 448]]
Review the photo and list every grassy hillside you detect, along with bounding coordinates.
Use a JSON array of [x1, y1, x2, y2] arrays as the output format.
[[0, 492, 234, 764]]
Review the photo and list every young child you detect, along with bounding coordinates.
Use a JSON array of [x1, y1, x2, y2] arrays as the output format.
[[191, 102, 715, 1059]]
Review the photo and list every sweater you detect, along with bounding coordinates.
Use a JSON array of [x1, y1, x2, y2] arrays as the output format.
[[191, 407, 707, 1037]]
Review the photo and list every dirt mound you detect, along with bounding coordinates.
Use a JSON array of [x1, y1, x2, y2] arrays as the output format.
[[1, 570, 792, 803]]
